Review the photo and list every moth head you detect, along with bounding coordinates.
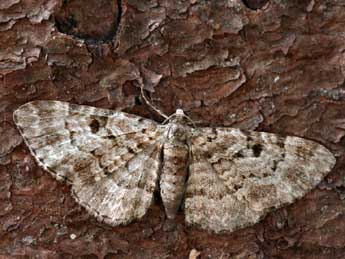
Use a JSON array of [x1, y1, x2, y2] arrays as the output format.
[[175, 109, 185, 116]]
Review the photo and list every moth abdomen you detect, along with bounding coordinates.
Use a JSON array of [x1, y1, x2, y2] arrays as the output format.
[[160, 129, 189, 219]]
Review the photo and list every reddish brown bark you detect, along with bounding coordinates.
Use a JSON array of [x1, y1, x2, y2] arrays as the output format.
[[1, 0, 345, 258]]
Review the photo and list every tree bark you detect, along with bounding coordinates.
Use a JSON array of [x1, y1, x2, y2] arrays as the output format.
[[1, 0, 345, 258]]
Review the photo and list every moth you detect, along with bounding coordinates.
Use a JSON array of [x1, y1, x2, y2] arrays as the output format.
[[13, 100, 336, 233]]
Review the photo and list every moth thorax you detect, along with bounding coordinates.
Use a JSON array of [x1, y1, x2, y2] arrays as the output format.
[[167, 123, 187, 142]]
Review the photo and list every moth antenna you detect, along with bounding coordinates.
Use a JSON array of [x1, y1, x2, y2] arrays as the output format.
[[162, 113, 177, 125], [139, 82, 169, 120]]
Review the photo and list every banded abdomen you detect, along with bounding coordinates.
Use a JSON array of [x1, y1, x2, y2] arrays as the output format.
[[160, 123, 189, 219]]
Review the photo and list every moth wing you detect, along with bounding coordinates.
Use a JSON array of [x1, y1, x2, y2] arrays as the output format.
[[13, 100, 165, 225], [185, 128, 336, 233]]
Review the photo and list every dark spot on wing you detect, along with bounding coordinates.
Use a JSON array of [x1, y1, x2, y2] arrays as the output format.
[[271, 160, 278, 171], [252, 144, 263, 157], [89, 116, 108, 134], [137, 142, 146, 150], [233, 184, 242, 191], [234, 150, 245, 158], [103, 167, 111, 175], [206, 152, 212, 159], [128, 147, 136, 154], [89, 119, 100, 133]]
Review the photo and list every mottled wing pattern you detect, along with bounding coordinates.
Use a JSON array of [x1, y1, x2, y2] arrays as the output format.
[[185, 128, 336, 233], [13, 101, 165, 225]]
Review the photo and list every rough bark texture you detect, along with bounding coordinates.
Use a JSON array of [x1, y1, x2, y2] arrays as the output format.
[[1, 0, 345, 258]]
